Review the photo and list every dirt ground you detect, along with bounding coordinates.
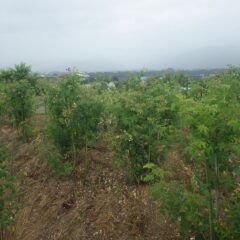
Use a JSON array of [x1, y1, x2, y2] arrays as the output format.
[[0, 123, 184, 240]]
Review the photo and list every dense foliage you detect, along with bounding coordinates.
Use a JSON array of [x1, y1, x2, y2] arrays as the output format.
[[112, 78, 179, 182], [5, 80, 35, 139], [0, 63, 42, 95], [145, 70, 240, 239], [0, 64, 239, 239], [45, 73, 104, 175]]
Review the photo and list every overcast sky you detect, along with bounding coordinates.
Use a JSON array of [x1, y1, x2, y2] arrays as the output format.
[[1, 0, 240, 72]]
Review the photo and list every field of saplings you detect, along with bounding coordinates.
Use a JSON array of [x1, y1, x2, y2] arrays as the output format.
[[0, 64, 239, 240]]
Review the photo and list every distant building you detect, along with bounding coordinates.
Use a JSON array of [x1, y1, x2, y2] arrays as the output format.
[[66, 67, 90, 80], [107, 82, 116, 89], [77, 72, 90, 79], [140, 76, 149, 81]]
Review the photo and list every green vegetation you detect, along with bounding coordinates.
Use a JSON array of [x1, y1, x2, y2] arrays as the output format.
[[145, 70, 240, 239], [45, 72, 104, 175], [0, 64, 239, 239], [0, 63, 39, 93], [6, 80, 35, 139], [112, 78, 179, 182]]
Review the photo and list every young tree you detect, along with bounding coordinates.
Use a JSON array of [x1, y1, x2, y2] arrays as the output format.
[[6, 80, 35, 139], [145, 72, 240, 239], [12, 63, 31, 81], [112, 77, 179, 182], [45, 73, 104, 175]]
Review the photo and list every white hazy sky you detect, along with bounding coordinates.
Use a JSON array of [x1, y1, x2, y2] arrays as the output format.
[[1, 0, 240, 71]]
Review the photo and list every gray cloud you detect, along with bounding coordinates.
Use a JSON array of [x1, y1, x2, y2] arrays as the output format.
[[0, 0, 240, 71]]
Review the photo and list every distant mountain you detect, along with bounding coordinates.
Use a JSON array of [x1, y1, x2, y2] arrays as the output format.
[[168, 46, 240, 69]]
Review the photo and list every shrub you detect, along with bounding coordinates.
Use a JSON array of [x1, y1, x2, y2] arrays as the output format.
[[112, 78, 180, 182], [45, 73, 104, 174], [145, 72, 240, 239], [0, 63, 41, 95], [6, 80, 35, 139]]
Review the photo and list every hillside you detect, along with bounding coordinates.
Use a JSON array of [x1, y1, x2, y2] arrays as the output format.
[[0, 122, 182, 240]]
